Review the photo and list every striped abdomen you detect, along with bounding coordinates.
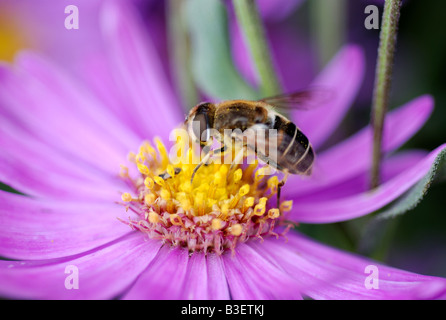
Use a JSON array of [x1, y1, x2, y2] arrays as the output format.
[[270, 114, 314, 175], [212, 101, 314, 175]]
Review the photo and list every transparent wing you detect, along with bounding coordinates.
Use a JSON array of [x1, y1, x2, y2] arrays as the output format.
[[239, 125, 289, 171], [258, 87, 333, 111], [243, 125, 315, 176]]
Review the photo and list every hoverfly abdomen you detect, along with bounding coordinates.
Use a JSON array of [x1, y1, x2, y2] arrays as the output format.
[[273, 114, 314, 175]]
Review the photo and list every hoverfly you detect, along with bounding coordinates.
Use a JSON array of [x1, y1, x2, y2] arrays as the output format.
[[184, 90, 325, 204]]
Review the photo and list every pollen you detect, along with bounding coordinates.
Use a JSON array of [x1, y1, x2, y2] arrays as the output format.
[[144, 177, 155, 189], [119, 137, 294, 255], [148, 211, 160, 224], [211, 218, 224, 230], [121, 192, 133, 202]]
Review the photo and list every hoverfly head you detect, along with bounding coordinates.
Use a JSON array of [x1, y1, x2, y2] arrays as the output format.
[[186, 102, 216, 146]]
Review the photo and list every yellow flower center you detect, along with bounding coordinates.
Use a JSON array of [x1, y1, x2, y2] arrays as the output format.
[[0, 8, 31, 62], [119, 136, 294, 255]]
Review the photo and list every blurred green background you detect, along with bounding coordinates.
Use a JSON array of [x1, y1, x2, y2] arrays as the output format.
[[298, 0, 446, 277]]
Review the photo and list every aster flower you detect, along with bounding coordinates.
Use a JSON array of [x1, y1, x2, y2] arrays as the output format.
[[0, 0, 106, 64], [0, 1, 445, 300]]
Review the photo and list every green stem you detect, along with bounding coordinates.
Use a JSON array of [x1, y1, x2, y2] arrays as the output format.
[[310, 0, 347, 68], [167, 0, 198, 110], [232, 0, 281, 97], [370, 0, 402, 189]]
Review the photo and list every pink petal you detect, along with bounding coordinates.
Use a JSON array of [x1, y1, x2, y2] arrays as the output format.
[[253, 233, 446, 299], [182, 252, 230, 300], [287, 144, 446, 223], [292, 45, 365, 149], [0, 191, 133, 260], [2, 0, 104, 72], [0, 117, 126, 201], [100, 0, 183, 140], [124, 247, 230, 300], [222, 243, 303, 299], [0, 55, 141, 177], [296, 150, 427, 202], [0, 233, 160, 300], [206, 253, 231, 299], [123, 246, 190, 300], [285, 95, 435, 197]]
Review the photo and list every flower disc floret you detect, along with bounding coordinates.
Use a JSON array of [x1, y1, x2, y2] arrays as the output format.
[[119, 138, 293, 255]]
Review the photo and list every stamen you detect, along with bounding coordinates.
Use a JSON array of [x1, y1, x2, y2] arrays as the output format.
[[280, 200, 293, 212], [120, 165, 129, 178], [233, 168, 243, 183], [137, 163, 150, 175], [154, 176, 165, 187], [144, 193, 156, 205], [267, 176, 279, 194], [170, 214, 184, 227], [229, 224, 243, 236], [268, 208, 280, 219], [148, 211, 160, 224], [119, 138, 294, 255], [242, 196, 255, 214], [160, 188, 171, 200], [211, 218, 224, 230], [155, 137, 169, 170], [121, 193, 133, 202], [229, 184, 250, 209], [253, 198, 267, 216], [127, 152, 137, 162], [167, 165, 176, 178], [135, 152, 145, 164], [144, 177, 155, 189]]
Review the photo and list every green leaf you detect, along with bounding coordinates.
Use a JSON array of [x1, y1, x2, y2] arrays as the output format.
[[376, 147, 446, 220], [0, 182, 25, 195], [358, 146, 446, 256], [185, 0, 259, 101]]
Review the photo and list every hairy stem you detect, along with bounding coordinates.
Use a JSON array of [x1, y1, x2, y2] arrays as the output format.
[[370, 0, 402, 189]]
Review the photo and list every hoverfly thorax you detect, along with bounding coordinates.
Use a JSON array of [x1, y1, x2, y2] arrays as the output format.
[[186, 102, 216, 146]]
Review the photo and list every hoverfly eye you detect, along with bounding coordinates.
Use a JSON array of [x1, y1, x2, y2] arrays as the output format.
[[192, 113, 210, 143]]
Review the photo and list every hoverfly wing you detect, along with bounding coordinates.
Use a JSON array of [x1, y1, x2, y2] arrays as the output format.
[[241, 124, 282, 172], [258, 88, 332, 112], [243, 124, 292, 171], [247, 122, 315, 176]]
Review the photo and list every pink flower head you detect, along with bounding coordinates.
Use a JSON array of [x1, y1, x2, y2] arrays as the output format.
[[0, 1, 445, 300]]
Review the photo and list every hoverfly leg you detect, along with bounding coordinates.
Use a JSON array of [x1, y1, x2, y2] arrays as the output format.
[[190, 146, 227, 183], [227, 145, 247, 183], [209, 145, 228, 166], [159, 167, 182, 180], [213, 145, 227, 159], [229, 146, 245, 172], [277, 171, 289, 214], [202, 145, 211, 167], [191, 149, 212, 183]]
